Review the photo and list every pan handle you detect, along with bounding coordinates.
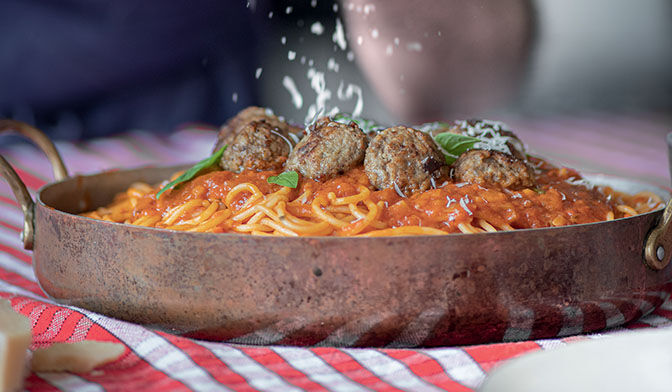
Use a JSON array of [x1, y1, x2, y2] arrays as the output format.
[[644, 199, 672, 271], [0, 120, 68, 250], [0, 120, 67, 180]]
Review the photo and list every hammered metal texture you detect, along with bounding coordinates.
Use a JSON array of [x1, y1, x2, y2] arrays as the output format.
[[32, 166, 672, 347]]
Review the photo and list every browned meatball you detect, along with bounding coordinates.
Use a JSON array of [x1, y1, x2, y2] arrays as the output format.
[[214, 106, 302, 152], [286, 117, 367, 180], [364, 126, 448, 195], [452, 149, 535, 189], [219, 120, 293, 172]]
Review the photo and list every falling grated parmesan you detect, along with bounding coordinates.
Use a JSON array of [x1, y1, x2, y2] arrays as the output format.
[[272, 3, 371, 132], [304, 68, 332, 124], [327, 58, 340, 72], [282, 76, 303, 109], [337, 82, 364, 117], [332, 18, 347, 50], [311, 22, 324, 35]]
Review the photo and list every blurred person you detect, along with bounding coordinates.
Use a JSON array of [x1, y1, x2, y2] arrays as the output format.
[[0, 1, 264, 140], [341, 0, 535, 123], [341, 0, 672, 123]]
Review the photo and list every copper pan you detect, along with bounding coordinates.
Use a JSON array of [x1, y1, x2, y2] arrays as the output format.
[[2, 120, 672, 347]]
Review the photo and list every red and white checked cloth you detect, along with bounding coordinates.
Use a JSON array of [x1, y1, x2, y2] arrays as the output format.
[[1, 114, 671, 391]]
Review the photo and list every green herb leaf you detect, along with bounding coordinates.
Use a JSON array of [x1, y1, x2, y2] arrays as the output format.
[[433, 132, 481, 165], [267, 171, 299, 188], [333, 113, 385, 135], [156, 146, 227, 199]]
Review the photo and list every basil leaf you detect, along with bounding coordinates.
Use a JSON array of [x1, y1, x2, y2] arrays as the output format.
[[433, 132, 481, 165], [267, 171, 299, 188], [333, 113, 385, 135], [156, 146, 227, 199]]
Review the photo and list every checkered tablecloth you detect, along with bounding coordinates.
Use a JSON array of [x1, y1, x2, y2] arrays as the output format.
[[1, 114, 671, 391]]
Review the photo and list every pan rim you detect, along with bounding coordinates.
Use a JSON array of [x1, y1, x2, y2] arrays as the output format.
[[34, 164, 669, 240]]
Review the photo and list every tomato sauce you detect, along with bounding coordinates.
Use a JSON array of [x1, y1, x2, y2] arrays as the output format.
[[131, 168, 282, 219], [293, 166, 614, 233], [130, 163, 618, 233]]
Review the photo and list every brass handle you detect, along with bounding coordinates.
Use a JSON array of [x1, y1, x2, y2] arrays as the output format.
[[644, 200, 672, 271], [0, 120, 69, 250], [0, 156, 35, 250], [0, 120, 67, 180]]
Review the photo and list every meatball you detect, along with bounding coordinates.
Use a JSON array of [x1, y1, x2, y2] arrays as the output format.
[[452, 149, 535, 189], [286, 117, 367, 180], [214, 106, 302, 152], [364, 126, 448, 195], [219, 120, 293, 172]]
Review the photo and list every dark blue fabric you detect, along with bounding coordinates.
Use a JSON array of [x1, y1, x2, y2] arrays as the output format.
[[0, 1, 263, 139]]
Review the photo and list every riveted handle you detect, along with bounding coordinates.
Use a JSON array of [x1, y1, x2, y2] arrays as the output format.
[[644, 197, 672, 271], [0, 120, 68, 250]]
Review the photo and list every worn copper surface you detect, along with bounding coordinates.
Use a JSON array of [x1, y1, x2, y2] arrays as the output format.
[[24, 165, 671, 347]]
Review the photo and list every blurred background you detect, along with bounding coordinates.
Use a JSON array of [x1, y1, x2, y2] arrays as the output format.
[[0, 0, 671, 183], [1, 0, 670, 136], [261, 0, 672, 123]]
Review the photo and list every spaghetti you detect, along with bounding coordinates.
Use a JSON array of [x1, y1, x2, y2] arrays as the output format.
[[82, 164, 664, 236]]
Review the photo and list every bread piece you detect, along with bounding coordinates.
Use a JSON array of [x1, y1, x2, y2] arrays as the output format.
[[0, 299, 31, 392], [32, 341, 125, 373]]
